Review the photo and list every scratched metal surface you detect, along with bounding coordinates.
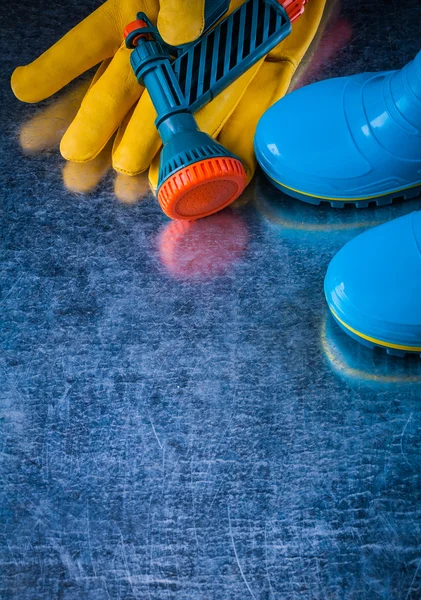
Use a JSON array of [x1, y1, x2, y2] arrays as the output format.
[[2, 0, 421, 598]]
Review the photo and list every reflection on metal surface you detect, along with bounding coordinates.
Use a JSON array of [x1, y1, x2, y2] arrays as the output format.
[[321, 311, 421, 386], [62, 139, 113, 193], [114, 173, 151, 204], [17, 74, 152, 200], [156, 210, 248, 279], [6, 0, 421, 595], [292, 0, 353, 91], [294, 17, 353, 89], [18, 77, 116, 194], [255, 173, 421, 241], [18, 79, 91, 154]]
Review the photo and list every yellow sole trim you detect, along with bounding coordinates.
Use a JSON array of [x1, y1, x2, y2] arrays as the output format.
[[272, 178, 421, 203], [330, 308, 421, 353], [320, 314, 421, 383]]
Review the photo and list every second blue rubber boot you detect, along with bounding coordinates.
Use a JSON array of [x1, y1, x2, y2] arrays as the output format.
[[324, 211, 421, 356], [255, 50, 421, 207]]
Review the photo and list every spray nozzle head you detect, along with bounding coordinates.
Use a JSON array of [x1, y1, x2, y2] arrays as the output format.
[[157, 130, 247, 220]]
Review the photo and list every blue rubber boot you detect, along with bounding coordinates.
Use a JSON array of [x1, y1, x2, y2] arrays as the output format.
[[324, 211, 421, 356], [255, 51, 421, 207]]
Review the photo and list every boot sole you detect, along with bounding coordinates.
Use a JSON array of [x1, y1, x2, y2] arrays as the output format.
[[266, 178, 421, 208], [329, 308, 421, 358]]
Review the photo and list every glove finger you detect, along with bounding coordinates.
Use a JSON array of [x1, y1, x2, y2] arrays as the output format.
[[112, 91, 161, 175], [19, 79, 91, 153], [148, 153, 160, 192], [114, 173, 150, 204], [19, 59, 111, 153], [268, 0, 326, 62], [87, 58, 112, 89], [62, 138, 113, 193], [11, 1, 123, 103], [60, 45, 142, 163], [157, 0, 247, 47], [196, 60, 262, 137], [158, 0, 205, 45]]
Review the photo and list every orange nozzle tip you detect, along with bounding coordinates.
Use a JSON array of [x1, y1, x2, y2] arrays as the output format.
[[157, 157, 247, 220]]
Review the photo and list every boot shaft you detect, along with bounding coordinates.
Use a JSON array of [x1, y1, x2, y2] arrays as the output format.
[[390, 50, 421, 130]]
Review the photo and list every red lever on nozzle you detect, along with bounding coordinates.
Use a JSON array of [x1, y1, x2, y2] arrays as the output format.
[[279, 0, 310, 23]]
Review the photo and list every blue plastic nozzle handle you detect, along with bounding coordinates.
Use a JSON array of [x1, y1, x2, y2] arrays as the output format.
[[203, 0, 230, 32], [124, 0, 299, 219]]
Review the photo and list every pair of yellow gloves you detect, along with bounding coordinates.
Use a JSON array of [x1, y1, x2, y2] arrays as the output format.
[[11, 0, 326, 193]]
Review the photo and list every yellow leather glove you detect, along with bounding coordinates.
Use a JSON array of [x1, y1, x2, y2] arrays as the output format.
[[12, 0, 325, 189], [11, 0, 207, 160]]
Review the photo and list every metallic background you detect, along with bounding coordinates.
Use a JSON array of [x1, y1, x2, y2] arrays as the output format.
[[1, 0, 421, 597]]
